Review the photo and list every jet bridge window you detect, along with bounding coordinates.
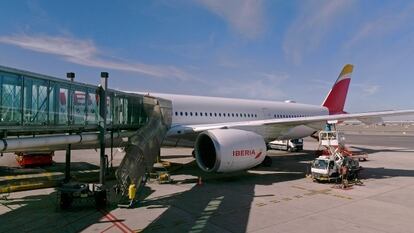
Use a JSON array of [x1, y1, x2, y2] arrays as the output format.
[[23, 77, 49, 125], [1, 73, 22, 124]]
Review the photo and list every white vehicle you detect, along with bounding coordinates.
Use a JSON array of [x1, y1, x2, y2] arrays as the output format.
[[131, 64, 414, 173], [311, 155, 361, 182], [268, 139, 303, 152], [311, 155, 340, 181]]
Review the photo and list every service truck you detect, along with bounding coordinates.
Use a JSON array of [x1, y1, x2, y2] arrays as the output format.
[[267, 139, 303, 152]]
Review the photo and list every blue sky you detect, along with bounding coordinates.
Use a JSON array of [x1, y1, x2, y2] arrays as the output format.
[[0, 0, 413, 114]]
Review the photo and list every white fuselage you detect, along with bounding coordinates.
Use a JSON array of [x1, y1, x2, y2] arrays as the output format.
[[148, 93, 330, 146]]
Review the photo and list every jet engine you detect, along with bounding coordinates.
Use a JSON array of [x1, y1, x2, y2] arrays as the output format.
[[194, 129, 266, 173]]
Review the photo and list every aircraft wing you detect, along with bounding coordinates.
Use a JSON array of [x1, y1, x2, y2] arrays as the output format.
[[169, 109, 414, 134]]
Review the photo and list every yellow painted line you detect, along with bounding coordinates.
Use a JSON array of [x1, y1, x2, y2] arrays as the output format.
[[0, 169, 102, 194]]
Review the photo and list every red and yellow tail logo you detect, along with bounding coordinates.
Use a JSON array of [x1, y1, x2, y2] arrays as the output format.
[[322, 64, 353, 115]]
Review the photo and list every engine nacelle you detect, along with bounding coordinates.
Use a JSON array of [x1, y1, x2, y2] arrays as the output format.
[[194, 129, 266, 173]]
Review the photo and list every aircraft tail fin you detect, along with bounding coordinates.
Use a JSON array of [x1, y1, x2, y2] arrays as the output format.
[[322, 64, 353, 115]]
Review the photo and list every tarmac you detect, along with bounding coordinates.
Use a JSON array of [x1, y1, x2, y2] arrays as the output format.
[[0, 128, 414, 233]]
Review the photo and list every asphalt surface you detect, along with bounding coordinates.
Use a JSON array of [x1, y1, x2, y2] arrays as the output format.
[[0, 130, 413, 232], [343, 134, 414, 149]]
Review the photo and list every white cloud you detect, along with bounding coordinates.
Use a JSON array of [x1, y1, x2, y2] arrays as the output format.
[[0, 34, 190, 80], [353, 83, 380, 96], [347, 3, 414, 47], [283, 0, 355, 64], [211, 72, 288, 100], [197, 0, 265, 39]]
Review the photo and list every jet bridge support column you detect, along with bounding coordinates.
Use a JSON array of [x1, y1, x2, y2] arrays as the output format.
[[99, 72, 108, 185], [64, 72, 75, 183]]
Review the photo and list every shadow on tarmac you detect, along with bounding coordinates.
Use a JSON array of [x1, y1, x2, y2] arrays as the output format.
[[350, 145, 414, 154], [0, 180, 157, 233], [361, 167, 414, 179], [0, 192, 106, 233], [140, 151, 314, 233]]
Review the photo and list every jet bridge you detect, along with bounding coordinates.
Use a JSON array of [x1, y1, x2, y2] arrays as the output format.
[[0, 65, 172, 206]]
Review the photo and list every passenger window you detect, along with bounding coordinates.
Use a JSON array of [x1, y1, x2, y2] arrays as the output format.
[[219, 113, 221, 117], [175, 112, 178, 116], [180, 112, 183, 116], [200, 112, 202, 116], [185, 112, 188, 116], [195, 112, 198, 116], [205, 112, 207, 116], [214, 113, 217, 117], [210, 113, 212, 116], [190, 112, 193, 116]]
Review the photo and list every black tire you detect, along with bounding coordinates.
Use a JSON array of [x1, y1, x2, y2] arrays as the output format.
[[262, 156, 272, 167], [60, 193, 72, 210], [95, 191, 107, 208]]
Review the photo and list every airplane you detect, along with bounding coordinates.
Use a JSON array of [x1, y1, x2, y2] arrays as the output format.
[[137, 64, 414, 173]]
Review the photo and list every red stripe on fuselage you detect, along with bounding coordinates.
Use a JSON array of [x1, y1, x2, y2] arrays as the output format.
[[255, 152, 262, 159]]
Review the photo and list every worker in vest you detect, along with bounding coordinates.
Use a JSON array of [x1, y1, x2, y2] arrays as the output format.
[[340, 164, 349, 188]]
